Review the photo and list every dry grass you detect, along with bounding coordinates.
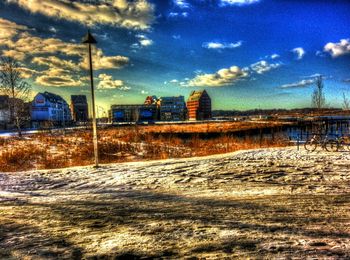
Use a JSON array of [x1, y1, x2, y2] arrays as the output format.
[[127, 120, 287, 134], [0, 124, 290, 172]]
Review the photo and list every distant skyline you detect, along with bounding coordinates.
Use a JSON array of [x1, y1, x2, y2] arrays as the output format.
[[1, 0, 350, 113]]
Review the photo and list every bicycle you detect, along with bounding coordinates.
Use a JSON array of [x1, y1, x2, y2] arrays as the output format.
[[331, 135, 350, 152], [304, 134, 337, 152]]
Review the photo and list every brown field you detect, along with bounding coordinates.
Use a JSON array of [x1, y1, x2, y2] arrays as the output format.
[[119, 120, 288, 134], [0, 121, 290, 172]]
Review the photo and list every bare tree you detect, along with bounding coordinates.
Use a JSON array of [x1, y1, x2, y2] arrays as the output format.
[[343, 92, 350, 110], [312, 76, 326, 110], [0, 57, 31, 136]]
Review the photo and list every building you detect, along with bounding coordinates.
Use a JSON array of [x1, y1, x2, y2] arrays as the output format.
[[0, 95, 10, 128], [31, 92, 71, 125], [109, 105, 141, 122], [109, 104, 158, 123], [71, 95, 88, 122], [139, 104, 158, 121], [144, 95, 160, 120], [186, 90, 212, 120], [159, 96, 187, 121], [144, 95, 158, 105]]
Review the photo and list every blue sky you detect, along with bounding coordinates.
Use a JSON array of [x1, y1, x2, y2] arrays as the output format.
[[1, 0, 350, 112]]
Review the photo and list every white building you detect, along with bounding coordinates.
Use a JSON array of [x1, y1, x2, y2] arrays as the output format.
[[31, 92, 71, 124]]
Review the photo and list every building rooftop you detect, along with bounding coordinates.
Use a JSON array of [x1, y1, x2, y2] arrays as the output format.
[[160, 96, 184, 100], [38, 91, 67, 104], [71, 95, 87, 104], [111, 104, 143, 109], [187, 90, 207, 102]]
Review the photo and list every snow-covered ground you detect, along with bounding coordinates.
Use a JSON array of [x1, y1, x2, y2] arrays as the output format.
[[0, 147, 349, 259]]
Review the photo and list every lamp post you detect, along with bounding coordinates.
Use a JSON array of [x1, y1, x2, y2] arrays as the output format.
[[82, 30, 99, 167]]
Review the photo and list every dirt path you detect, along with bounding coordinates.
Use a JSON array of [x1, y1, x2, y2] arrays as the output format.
[[0, 147, 349, 259]]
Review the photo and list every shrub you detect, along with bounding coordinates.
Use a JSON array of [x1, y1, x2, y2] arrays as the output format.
[[0, 124, 289, 172]]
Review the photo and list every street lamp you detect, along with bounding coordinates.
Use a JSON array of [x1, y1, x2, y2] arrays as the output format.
[[82, 30, 99, 167]]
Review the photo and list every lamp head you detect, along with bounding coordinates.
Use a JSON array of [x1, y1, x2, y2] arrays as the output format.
[[82, 30, 97, 44]]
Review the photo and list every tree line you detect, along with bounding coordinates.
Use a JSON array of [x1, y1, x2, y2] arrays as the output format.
[[311, 75, 350, 111]]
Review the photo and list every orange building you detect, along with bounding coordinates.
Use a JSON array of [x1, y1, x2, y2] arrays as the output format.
[[186, 90, 211, 120]]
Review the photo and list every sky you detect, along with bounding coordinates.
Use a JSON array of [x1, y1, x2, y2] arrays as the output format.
[[0, 0, 350, 114]]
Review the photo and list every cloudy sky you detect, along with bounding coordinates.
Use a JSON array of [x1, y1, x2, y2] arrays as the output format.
[[1, 0, 350, 112]]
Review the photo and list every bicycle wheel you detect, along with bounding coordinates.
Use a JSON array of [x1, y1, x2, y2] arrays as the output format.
[[325, 140, 338, 152], [304, 140, 317, 151], [343, 141, 350, 152], [337, 141, 345, 152]]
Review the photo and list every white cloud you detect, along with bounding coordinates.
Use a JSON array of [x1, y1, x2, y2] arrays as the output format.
[[2, 49, 26, 60], [185, 58, 282, 87], [250, 60, 281, 74], [172, 35, 181, 40], [131, 43, 140, 49], [139, 39, 153, 46], [18, 67, 41, 79], [138, 34, 153, 46], [0, 18, 28, 45], [32, 56, 78, 71], [97, 73, 128, 90], [304, 73, 322, 78], [35, 69, 82, 87], [7, 0, 155, 30], [49, 26, 57, 33], [271, 54, 280, 59], [132, 34, 153, 48], [7, 31, 129, 70], [168, 12, 188, 18], [324, 39, 350, 58], [316, 50, 326, 57], [0, 18, 129, 87], [170, 79, 178, 83], [278, 79, 315, 89], [4, 33, 83, 58], [173, 0, 190, 8], [220, 0, 260, 6], [292, 47, 305, 60], [80, 49, 129, 70], [202, 41, 242, 50], [187, 66, 248, 87]]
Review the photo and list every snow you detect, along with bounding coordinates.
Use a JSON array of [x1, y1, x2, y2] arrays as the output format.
[[0, 147, 349, 259], [0, 130, 39, 137]]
